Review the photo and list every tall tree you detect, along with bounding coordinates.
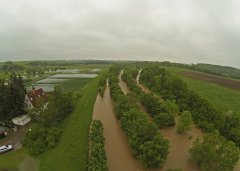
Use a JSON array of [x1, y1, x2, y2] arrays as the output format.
[[190, 131, 240, 171]]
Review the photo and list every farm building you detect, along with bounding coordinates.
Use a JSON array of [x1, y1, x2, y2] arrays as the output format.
[[12, 115, 31, 126], [25, 88, 48, 108]]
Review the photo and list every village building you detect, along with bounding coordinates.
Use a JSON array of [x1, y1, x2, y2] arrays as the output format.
[[24, 88, 48, 108], [12, 88, 48, 126]]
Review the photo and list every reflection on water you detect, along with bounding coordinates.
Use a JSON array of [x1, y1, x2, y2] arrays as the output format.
[[92, 81, 145, 171], [50, 73, 97, 79]]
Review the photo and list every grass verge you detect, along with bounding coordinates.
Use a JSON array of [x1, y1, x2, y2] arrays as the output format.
[[163, 66, 240, 114], [39, 76, 100, 171]]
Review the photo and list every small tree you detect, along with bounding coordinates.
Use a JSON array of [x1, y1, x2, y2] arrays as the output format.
[[190, 131, 240, 171], [177, 110, 193, 134]]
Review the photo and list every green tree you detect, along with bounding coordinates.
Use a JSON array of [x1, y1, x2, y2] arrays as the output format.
[[190, 131, 240, 171], [177, 111, 193, 134], [139, 134, 169, 168]]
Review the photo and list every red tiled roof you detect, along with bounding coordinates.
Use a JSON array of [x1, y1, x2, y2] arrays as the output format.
[[27, 88, 48, 107]]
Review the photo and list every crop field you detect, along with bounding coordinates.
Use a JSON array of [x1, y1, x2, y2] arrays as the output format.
[[163, 66, 240, 114], [180, 71, 240, 91]]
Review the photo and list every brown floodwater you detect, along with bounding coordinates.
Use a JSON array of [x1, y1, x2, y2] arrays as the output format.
[[119, 70, 130, 95], [119, 71, 202, 171], [135, 70, 240, 171], [92, 80, 145, 171]]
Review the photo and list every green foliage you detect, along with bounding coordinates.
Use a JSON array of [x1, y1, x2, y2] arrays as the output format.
[[24, 87, 73, 156], [190, 131, 240, 171], [122, 70, 175, 128], [39, 77, 100, 171], [167, 168, 182, 171], [0, 73, 26, 121], [88, 120, 108, 171], [23, 125, 61, 156], [139, 134, 169, 168], [177, 111, 193, 134], [140, 65, 240, 147], [154, 113, 175, 128], [98, 74, 107, 97], [108, 66, 169, 168], [165, 99, 179, 115]]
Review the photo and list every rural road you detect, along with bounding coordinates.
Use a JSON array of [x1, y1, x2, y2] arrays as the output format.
[[0, 125, 30, 151]]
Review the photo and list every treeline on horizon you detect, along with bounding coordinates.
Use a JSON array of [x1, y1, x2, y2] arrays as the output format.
[[1, 60, 240, 80], [156, 61, 240, 80]]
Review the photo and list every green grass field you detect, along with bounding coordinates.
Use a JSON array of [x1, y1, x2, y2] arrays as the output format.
[[163, 66, 240, 114], [0, 148, 27, 170], [39, 77, 100, 171], [57, 78, 93, 92]]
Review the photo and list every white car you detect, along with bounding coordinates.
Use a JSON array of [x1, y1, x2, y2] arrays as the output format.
[[0, 145, 13, 154]]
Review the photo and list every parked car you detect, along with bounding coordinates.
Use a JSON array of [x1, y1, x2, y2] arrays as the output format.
[[0, 145, 13, 154]]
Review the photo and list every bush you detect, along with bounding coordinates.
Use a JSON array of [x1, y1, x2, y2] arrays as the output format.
[[154, 113, 175, 128], [190, 131, 240, 171], [23, 125, 61, 156], [88, 120, 108, 171], [108, 66, 170, 168]]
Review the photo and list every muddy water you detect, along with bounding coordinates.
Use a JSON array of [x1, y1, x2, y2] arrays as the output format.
[[92, 81, 145, 171], [120, 71, 203, 171], [119, 70, 130, 95]]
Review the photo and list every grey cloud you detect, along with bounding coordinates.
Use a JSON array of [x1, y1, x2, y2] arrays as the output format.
[[0, 0, 240, 68]]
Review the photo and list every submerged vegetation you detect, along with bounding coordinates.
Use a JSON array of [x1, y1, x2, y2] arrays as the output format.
[[109, 66, 169, 168], [88, 120, 108, 171]]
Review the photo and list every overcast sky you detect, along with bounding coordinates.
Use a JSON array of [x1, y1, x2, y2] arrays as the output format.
[[0, 0, 240, 67]]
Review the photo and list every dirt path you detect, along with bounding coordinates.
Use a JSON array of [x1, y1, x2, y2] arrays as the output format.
[[92, 80, 145, 171]]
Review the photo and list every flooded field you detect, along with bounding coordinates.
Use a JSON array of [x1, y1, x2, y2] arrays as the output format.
[[120, 71, 203, 171], [27, 73, 97, 92], [49, 73, 97, 79], [92, 81, 145, 171]]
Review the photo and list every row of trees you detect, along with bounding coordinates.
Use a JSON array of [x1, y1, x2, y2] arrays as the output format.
[[122, 70, 176, 128], [140, 65, 240, 147], [98, 74, 107, 97], [23, 87, 74, 156], [139, 65, 240, 170], [88, 120, 108, 171], [108, 66, 170, 168], [0, 73, 26, 121]]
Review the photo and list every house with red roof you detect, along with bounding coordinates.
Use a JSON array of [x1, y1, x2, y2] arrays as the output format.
[[24, 88, 48, 108]]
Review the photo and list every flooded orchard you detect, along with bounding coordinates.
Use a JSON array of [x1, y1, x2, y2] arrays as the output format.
[[92, 81, 145, 171], [121, 71, 203, 171]]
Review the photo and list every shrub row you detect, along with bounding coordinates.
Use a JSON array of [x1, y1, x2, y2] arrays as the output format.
[[108, 66, 169, 168], [122, 71, 176, 128], [140, 65, 240, 147], [98, 74, 108, 97], [88, 120, 108, 171]]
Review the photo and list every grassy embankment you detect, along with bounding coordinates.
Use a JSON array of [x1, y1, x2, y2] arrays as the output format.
[[163, 66, 240, 114], [39, 76, 100, 171]]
